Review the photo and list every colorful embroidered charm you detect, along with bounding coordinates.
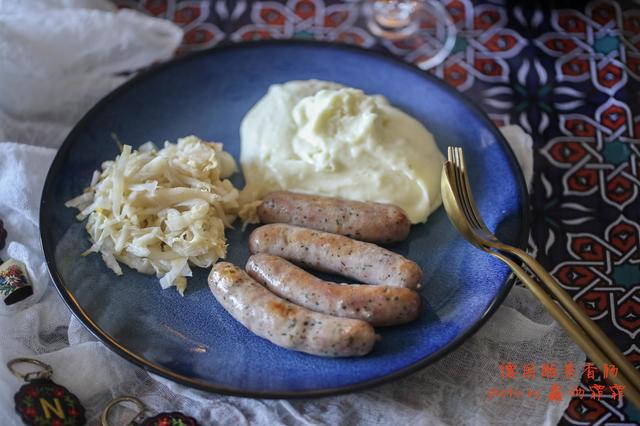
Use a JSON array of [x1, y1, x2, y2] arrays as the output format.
[[7, 358, 86, 426], [141, 412, 199, 426], [101, 396, 199, 426], [0, 259, 33, 306], [14, 379, 85, 425], [0, 218, 6, 250]]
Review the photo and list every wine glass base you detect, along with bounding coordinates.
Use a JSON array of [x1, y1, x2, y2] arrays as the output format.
[[363, 0, 457, 70]]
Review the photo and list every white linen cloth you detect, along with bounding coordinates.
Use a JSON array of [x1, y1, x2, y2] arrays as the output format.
[[0, 1, 584, 425]]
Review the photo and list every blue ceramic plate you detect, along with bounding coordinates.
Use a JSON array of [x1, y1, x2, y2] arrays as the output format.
[[40, 41, 528, 398]]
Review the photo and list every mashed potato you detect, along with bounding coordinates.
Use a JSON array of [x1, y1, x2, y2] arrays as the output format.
[[239, 80, 444, 224]]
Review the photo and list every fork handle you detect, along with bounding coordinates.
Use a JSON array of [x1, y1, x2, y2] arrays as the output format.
[[493, 250, 640, 409], [507, 246, 640, 393]]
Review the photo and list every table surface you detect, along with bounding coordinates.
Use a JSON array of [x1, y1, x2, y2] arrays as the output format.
[[112, 0, 640, 424]]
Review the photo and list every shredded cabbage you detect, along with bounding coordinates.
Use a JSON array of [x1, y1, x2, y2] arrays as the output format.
[[66, 135, 240, 295]]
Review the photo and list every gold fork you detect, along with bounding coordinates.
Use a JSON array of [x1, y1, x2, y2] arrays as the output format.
[[441, 146, 640, 408]]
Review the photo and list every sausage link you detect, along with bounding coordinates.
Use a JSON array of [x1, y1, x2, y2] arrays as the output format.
[[246, 254, 421, 326], [209, 262, 376, 357], [258, 191, 411, 243], [248, 224, 422, 289]]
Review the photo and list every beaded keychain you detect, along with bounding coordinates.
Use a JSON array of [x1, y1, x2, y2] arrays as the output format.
[[7, 358, 86, 425], [100, 396, 199, 426]]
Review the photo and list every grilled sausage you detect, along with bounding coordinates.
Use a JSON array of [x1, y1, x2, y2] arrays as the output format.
[[257, 191, 411, 243], [209, 262, 376, 357], [246, 254, 422, 326], [248, 224, 422, 289]]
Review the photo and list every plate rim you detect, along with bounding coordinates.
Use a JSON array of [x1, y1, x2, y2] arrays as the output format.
[[40, 39, 530, 399]]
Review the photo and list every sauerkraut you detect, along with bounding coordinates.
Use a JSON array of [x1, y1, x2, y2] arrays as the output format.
[[65, 135, 240, 295]]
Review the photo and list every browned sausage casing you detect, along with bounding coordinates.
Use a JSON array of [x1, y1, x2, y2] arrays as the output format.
[[246, 254, 422, 326], [257, 191, 411, 243], [209, 262, 376, 357], [248, 224, 423, 289]]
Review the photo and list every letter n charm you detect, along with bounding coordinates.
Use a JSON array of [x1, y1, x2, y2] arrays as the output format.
[[14, 379, 85, 425]]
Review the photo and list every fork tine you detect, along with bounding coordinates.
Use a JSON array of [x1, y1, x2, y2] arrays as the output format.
[[447, 146, 455, 162], [450, 149, 476, 228], [461, 149, 495, 236], [455, 148, 483, 228], [453, 148, 491, 234], [450, 148, 483, 232], [448, 149, 470, 218]]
